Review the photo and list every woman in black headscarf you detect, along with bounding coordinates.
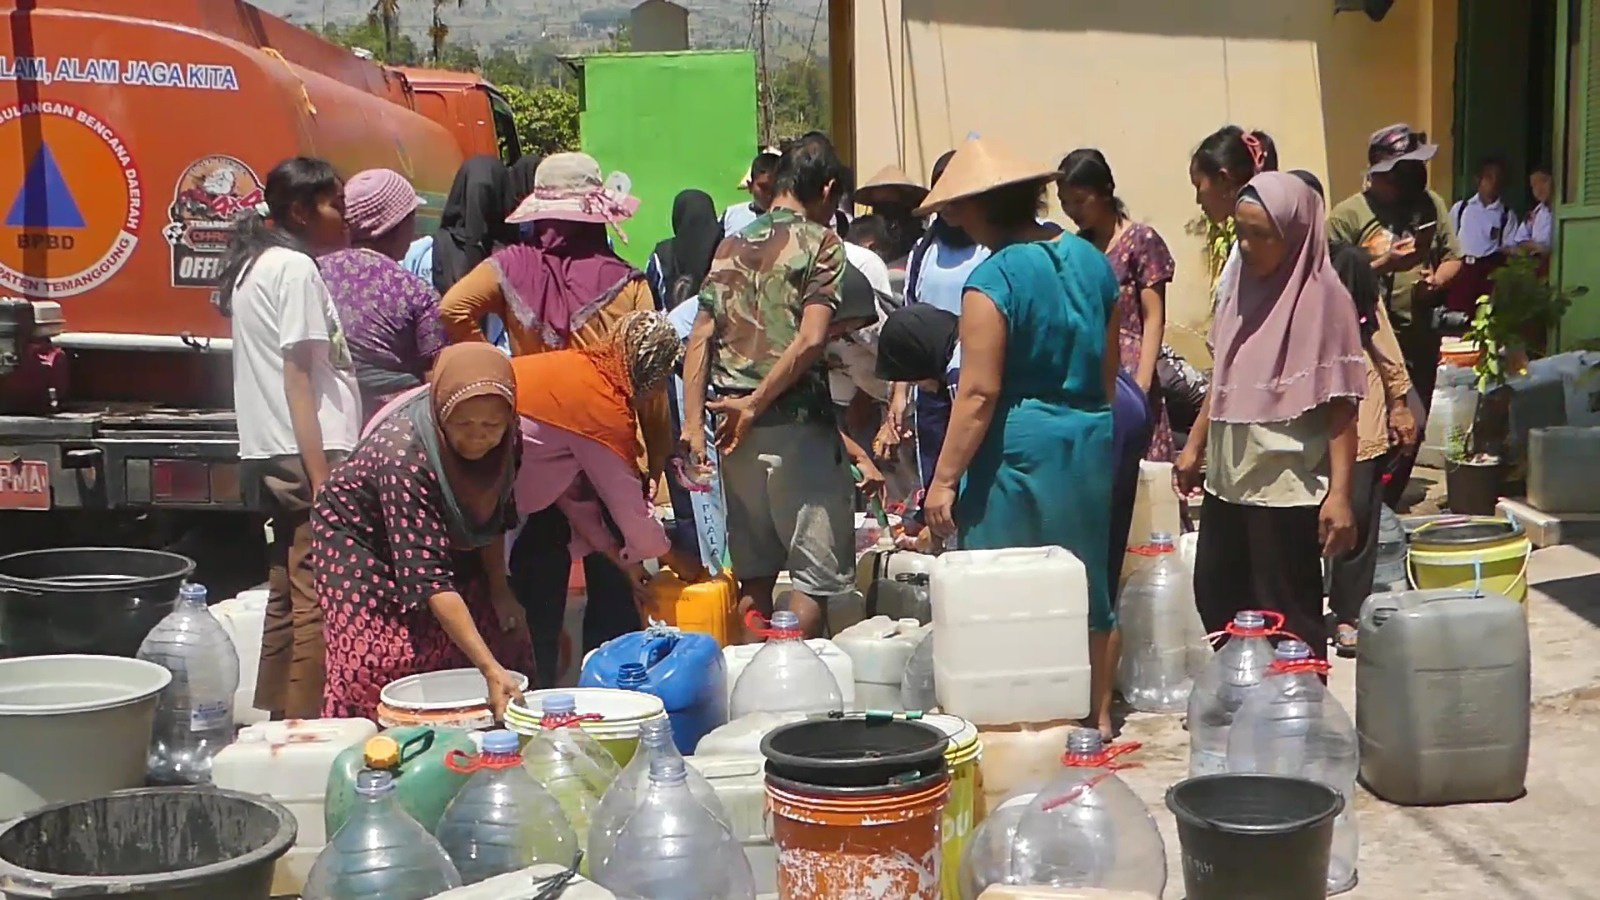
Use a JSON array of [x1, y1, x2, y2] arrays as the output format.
[[433, 156, 516, 294], [508, 154, 544, 206], [647, 189, 723, 311]]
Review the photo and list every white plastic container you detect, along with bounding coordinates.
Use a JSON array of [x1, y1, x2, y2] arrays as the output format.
[[207, 587, 269, 725], [932, 546, 1091, 725], [975, 722, 1077, 816], [833, 617, 927, 711], [684, 754, 776, 896], [723, 639, 855, 710], [695, 712, 808, 758], [1122, 461, 1182, 584], [211, 717, 377, 895], [1528, 426, 1600, 513], [1420, 366, 1478, 468]]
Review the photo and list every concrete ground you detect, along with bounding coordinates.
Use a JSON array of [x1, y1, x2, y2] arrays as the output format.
[[1118, 468, 1600, 898]]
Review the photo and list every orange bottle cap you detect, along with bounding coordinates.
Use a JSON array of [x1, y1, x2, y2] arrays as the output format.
[[364, 735, 401, 769]]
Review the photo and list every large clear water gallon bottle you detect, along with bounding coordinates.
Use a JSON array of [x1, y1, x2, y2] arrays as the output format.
[[1117, 532, 1205, 713], [1010, 729, 1168, 896], [303, 769, 463, 899], [137, 582, 240, 785], [957, 785, 1042, 900], [1373, 504, 1408, 592], [1187, 609, 1280, 777], [434, 729, 578, 885], [1227, 640, 1360, 895], [591, 756, 755, 900], [521, 699, 614, 853], [589, 718, 730, 876], [540, 693, 624, 791], [901, 629, 937, 712], [728, 610, 844, 719]]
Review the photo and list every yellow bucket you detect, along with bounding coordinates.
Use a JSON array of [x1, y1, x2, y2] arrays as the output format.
[[1408, 516, 1532, 605], [503, 688, 668, 767], [923, 713, 982, 900]]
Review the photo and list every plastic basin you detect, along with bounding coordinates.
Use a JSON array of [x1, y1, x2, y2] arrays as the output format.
[[1166, 773, 1343, 900], [760, 716, 949, 789], [377, 668, 530, 731], [0, 548, 195, 658], [0, 787, 296, 899], [0, 654, 172, 821]]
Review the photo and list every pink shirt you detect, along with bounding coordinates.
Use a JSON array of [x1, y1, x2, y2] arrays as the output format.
[[515, 417, 669, 564]]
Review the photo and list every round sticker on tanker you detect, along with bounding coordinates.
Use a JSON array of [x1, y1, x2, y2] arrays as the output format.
[[0, 101, 141, 298], [163, 156, 264, 288]]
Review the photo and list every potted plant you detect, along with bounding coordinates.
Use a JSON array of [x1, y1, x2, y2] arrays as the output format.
[[1448, 254, 1585, 514]]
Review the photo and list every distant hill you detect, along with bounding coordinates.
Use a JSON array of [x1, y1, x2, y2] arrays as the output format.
[[252, 0, 828, 57]]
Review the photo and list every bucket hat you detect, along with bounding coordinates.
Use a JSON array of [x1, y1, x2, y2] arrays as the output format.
[[344, 168, 425, 242], [913, 137, 1060, 217], [505, 152, 639, 231], [1366, 124, 1438, 175], [855, 165, 929, 208]]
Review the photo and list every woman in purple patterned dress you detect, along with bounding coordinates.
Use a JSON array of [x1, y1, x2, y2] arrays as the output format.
[[1058, 150, 1178, 461], [319, 168, 449, 420]]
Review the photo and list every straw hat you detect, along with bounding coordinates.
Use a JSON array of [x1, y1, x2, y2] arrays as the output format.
[[913, 137, 1061, 217], [506, 152, 639, 227], [855, 164, 929, 207]]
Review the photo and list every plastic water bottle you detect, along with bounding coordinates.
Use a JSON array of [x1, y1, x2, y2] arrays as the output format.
[[1117, 532, 1206, 713], [137, 582, 240, 785], [728, 610, 844, 719], [434, 729, 578, 885], [957, 786, 1041, 900], [1373, 504, 1408, 592], [1187, 609, 1280, 777], [591, 756, 755, 900], [539, 693, 624, 790], [1227, 640, 1360, 894], [589, 718, 731, 875], [1010, 729, 1167, 895], [901, 629, 936, 711], [303, 769, 463, 899], [520, 697, 616, 853]]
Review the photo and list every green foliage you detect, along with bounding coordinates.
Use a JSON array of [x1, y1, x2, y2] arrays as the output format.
[[767, 58, 827, 141], [313, 20, 424, 64], [1467, 252, 1585, 393], [500, 84, 580, 156]]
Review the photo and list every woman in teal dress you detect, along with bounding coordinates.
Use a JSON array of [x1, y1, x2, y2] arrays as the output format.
[[916, 137, 1121, 736]]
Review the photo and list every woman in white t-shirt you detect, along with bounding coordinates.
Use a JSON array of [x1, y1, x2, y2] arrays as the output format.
[[215, 156, 360, 720]]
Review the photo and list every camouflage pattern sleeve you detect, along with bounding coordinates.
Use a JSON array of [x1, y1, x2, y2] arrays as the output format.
[[802, 228, 845, 309]]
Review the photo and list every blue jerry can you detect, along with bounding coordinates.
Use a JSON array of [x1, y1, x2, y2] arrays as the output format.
[[580, 623, 729, 754]]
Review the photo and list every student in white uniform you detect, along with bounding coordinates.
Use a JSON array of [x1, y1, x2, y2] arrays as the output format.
[[1515, 165, 1555, 256], [1445, 156, 1518, 318], [721, 150, 780, 236], [217, 157, 362, 720]]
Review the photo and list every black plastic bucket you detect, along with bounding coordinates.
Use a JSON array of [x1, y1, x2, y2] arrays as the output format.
[[0, 787, 296, 898], [761, 716, 948, 789], [1166, 774, 1344, 900], [0, 548, 195, 658]]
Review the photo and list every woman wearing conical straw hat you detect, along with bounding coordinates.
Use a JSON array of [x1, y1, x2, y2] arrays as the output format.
[[915, 136, 1123, 738]]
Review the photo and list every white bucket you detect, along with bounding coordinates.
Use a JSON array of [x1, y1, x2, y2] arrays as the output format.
[[0, 655, 171, 820], [376, 668, 530, 731], [504, 688, 668, 767]]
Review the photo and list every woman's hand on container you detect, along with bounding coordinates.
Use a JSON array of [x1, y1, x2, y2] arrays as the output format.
[[1173, 444, 1205, 498], [923, 481, 957, 539], [484, 664, 525, 723], [1319, 492, 1358, 558]]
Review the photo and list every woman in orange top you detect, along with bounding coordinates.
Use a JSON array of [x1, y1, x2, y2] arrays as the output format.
[[440, 151, 671, 489], [508, 311, 685, 685]]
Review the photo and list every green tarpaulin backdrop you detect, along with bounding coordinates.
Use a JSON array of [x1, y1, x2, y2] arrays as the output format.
[[580, 51, 759, 271]]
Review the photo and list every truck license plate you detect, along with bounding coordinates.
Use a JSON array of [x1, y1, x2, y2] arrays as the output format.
[[0, 460, 51, 510]]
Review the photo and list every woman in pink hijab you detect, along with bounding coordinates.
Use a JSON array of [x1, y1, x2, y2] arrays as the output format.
[[1176, 171, 1367, 658]]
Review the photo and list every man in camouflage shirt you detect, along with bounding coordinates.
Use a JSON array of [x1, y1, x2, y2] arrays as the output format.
[[682, 135, 866, 639]]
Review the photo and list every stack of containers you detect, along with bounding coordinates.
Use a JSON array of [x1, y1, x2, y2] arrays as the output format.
[[931, 547, 1091, 809]]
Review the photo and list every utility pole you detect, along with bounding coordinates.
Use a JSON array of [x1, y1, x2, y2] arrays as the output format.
[[753, 0, 773, 146]]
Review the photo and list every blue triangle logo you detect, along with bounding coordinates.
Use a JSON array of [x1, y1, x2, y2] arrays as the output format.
[[5, 145, 86, 230]]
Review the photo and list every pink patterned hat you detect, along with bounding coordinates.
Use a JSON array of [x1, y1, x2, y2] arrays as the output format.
[[345, 168, 425, 241]]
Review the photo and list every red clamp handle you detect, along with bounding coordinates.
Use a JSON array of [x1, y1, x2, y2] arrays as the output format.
[[744, 610, 801, 640], [443, 749, 524, 774], [1269, 658, 1332, 676], [540, 712, 604, 731]]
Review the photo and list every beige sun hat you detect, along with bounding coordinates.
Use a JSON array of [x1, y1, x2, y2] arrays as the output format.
[[506, 151, 639, 229], [855, 164, 929, 207], [913, 137, 1061, 217]]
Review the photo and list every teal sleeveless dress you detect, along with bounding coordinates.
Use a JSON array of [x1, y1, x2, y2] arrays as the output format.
[[957, 234, 1119, 630]]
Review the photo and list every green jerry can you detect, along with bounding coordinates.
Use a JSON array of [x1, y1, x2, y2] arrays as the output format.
[[325, 727, 477, 836]]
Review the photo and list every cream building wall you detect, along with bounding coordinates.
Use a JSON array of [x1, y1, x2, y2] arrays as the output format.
[[850, 0, 1459, 359]]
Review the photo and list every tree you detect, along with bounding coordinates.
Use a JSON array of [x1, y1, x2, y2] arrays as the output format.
[[500, 84, 580, 157], [314, 19, 424, 65], [370, 0, 401, 60], [768, 58, 827, 141]]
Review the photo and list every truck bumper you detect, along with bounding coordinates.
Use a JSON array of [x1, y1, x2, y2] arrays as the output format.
[[0, 432, 257, 512]]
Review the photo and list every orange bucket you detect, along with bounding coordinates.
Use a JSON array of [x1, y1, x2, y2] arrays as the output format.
[[766, 772, 949, 899]]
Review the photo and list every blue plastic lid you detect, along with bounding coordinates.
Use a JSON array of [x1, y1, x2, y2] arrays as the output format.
[[481, 729, 519, 755], [542, 693, 576, 715], [1275, 640, 1313, 660], [617, 662, 648, 687]]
